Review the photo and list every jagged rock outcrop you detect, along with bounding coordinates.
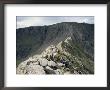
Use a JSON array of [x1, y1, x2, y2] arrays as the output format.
[[17, 45, 59, 74]]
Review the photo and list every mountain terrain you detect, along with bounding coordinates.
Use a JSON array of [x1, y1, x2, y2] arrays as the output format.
[[16, 22, 94, 74]]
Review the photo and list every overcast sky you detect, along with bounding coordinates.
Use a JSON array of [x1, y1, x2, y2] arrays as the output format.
[[16, 16, 94, 29]]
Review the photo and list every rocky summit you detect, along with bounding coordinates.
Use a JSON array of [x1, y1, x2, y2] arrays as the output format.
[[16, 22, 94, 74]]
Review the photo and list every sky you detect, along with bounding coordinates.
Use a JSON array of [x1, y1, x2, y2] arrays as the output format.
[[16, 16, 94, 29]]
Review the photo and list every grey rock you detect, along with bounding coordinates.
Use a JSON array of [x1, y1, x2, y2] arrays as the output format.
[[45, 66, 53, 70], [26, 65, 45, 74], [39, 58, 48, 66], [48, 61, 56, 67]]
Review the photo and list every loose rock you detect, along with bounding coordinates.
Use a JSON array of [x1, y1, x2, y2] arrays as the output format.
[[26, 65, 45, 74]]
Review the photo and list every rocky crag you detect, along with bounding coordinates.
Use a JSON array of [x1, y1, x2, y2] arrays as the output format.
[[16, 22, 94, 74]]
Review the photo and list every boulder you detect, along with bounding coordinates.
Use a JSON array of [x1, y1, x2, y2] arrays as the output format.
[[45, 66, 53, 70], [38, 58, 48, 66], [48, 61, 56, 67]]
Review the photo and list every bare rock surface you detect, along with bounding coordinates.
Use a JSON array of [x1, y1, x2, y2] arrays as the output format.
[[48, 61, 56, 67], [26, 65, 45, 74], [39, 58, 48, 66]]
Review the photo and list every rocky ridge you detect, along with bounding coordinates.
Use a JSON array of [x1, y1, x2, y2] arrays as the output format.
[[17, 37, 94, 74]]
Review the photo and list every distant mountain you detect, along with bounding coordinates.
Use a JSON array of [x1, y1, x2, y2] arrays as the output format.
[[16, 22, 94, 74]]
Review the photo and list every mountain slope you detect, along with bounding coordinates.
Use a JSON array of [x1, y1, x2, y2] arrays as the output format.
[[16, 22, 94, 74], [17, 37, 94, 74]]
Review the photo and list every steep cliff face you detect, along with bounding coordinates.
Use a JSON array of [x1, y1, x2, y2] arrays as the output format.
[[16, 22, 94, 71]]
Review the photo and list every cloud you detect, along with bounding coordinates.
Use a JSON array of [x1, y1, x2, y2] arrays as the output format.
[[16, 16, 94, 29]]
